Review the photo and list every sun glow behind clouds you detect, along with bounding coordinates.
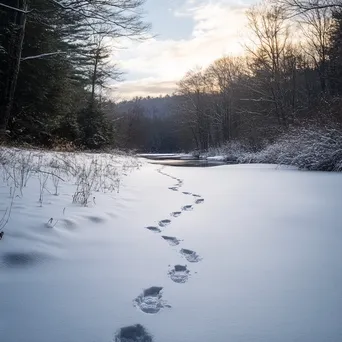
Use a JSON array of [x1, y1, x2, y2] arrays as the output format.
[[112, 0, 249, 99]]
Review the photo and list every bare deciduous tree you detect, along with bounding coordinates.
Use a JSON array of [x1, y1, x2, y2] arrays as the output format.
[[205, 56, 246, 143], [299, 6, 332, 92], [245, 2, 296, 127], [177, 68, 212, 149], [280, 0, 342, 15]]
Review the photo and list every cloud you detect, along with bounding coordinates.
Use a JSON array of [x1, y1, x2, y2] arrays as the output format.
[[114, 0, 249, 99], [111, 78, 178, 101]]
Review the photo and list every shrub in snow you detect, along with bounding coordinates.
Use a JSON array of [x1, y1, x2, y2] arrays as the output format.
[[0, 149, 35, 194], [199, 125, 342, 171], [72, 160, 100, 206], [72, 155, 123, 206], [199, 140, 251, 163], [0, 147, 140, 232], [243, 125, 342, 171]]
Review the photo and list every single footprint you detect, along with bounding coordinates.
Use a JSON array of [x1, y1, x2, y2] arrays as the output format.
[[168, 265, 190, 283], [162, 236, 181, 246], [114, 324, 153, 342], [159, 219, 171, 227], [180, 249, 202, 263], [192, 194, 201, 198], [181, 205, 193, 211], [195, 198, 204, 204], [170, 211, 182, 218], [182, 191, 192, 195], [133, 286, 171, 314], [169, 187, 179, 191], [145, 226, 161, 233]]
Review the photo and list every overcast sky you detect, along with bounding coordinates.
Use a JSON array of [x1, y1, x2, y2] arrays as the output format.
[[112, 0, 253, 100]]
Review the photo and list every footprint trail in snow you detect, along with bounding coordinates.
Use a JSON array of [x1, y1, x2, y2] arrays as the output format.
[[136, 166, 205, 337]]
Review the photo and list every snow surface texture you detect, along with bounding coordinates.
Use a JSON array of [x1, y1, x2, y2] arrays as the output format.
[[1, 150, 342, 342]]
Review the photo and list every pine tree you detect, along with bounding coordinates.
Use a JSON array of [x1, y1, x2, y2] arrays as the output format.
[[0, 0, 149, 146]]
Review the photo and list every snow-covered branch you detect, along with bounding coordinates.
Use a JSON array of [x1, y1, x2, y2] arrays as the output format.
[[21, 51, 66, 61]]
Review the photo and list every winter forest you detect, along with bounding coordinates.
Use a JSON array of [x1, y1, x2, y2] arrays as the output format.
[[1, 2, 342, 342], [1, 0, 342, 163]]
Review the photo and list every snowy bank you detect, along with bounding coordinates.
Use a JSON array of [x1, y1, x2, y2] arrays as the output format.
[[197, 126, 342, 171], [206, 156, 226, 162]]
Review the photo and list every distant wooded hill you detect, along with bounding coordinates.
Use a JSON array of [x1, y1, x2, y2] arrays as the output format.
[[115, 95, 179, 118]]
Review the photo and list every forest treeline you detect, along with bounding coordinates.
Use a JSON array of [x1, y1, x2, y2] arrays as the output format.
[[111, 0, 342, 154], [0, 0, 148, 148], [1, 0, 342, 157]]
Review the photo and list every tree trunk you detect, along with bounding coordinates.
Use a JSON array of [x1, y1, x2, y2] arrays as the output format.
[[0, 0, 27, 140], [90, 50, 99, 108]]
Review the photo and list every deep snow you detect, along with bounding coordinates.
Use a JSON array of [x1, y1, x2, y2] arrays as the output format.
[[0, 153, 342, 342]]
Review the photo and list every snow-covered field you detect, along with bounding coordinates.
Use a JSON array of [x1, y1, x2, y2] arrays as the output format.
[[1, 150, 342, 342]]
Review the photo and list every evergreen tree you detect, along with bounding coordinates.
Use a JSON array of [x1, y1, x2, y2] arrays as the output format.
[[0, 0, 149, 146]]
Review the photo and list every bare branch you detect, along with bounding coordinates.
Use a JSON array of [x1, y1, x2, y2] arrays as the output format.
[[281, 0, 342, 16], [0, 2, 33, 14], [21, 51, 67, 61]]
